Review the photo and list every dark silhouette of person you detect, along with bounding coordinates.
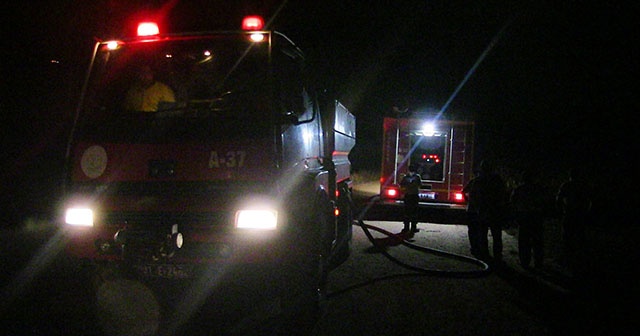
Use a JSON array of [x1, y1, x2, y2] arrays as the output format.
[[510, 169, 546, 270], [463, 172, 482, 258], [463, 160, 508, 264], [400, 163, 422, 234], [556, 166, 592, 276]]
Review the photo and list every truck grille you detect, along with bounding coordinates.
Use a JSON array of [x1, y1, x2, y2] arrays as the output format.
[[103, 211, 233, 229]]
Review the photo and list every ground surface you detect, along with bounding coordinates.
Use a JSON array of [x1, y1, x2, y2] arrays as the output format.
[[0, 179, 637, 335]]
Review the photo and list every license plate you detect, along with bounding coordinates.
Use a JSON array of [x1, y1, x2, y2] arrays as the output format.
[[134, 264, 192, 279], [419, 191, 436, 200]]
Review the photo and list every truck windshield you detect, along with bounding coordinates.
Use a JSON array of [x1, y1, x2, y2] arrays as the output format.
[[77, 35, 272, 142]]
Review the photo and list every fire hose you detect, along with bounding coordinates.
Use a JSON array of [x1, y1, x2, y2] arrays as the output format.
[[327, 194, 490, 299]]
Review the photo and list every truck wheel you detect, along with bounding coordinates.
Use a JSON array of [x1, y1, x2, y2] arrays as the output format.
[[330, 185, 353, 269], [276, 188, 333, 333]]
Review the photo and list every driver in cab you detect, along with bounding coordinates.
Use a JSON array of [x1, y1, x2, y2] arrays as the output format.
[[124, 64, 175, 112]]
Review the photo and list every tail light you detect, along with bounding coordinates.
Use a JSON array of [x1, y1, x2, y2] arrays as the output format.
[[383, 187, 401, 199], [452, 192, 465, 202]]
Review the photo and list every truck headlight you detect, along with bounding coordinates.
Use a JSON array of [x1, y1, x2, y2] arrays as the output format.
[[235, 209, 278, 230], [65, 208, 94, 227]]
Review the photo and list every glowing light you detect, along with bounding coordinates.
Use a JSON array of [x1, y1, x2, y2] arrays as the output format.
[[137, 22, 159, 36], [242, 15, 264, 30], [453, 192, 465, 201], [249, 33, 265, 42], [106, 41, 119, 50], [65, 208, 94, 226], [236, 210, 278, 230], [421, 123, 436, 136]]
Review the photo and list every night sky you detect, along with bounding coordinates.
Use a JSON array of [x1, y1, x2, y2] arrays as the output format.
[[2, 1, 637, 220]]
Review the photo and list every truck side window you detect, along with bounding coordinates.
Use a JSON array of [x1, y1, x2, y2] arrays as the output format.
[[274, 46, 305, 116]]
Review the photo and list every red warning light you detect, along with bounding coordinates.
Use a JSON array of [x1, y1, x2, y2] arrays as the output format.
[[385, 188, 399, 198], [423, 154, 440, 162], [242, 15, 264, 30], [137, 22, 159, 36]]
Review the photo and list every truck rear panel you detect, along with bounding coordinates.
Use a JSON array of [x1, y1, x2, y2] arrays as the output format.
[[380, 115, 474, 209]]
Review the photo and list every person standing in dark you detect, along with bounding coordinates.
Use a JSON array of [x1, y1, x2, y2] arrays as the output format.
[[463, 160, 508, 264], [556, 167, 592, 275], [510, 169, 546, 270], [463, 171, 482, 258], [400, 163, 422, 234]]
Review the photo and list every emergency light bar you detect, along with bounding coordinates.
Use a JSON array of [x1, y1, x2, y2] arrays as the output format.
[[242, 16, 264, 30], [133, 16, 262, 38], [137, 22, 160, 36]]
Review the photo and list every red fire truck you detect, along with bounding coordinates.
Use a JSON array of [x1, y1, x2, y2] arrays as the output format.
[[379, 113, 474, 209], [61, 15, 355, 327]]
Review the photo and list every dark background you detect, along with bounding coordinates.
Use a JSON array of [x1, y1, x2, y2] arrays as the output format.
[[2, 0, 636, 224]]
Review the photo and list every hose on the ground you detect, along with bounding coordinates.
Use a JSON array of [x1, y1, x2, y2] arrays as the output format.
[[356, 218, 490, 278], [325, 194, 491, 299], [353, 194, 491, 278]]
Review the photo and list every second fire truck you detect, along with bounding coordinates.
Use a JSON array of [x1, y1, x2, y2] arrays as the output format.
[[380, 112, 474, 209]]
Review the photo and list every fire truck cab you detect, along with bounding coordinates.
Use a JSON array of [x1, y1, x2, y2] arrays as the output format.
[[60, 15, 356, 327], [380, 113, 474, 209]]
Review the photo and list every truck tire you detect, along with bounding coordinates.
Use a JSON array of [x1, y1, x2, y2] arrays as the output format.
[[275, 187, 333, 333], [329, 184, 353, 269]]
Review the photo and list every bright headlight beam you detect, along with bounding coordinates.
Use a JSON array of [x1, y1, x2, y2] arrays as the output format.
[[65, 208, 94, 226], [235, 210, 278, 230]]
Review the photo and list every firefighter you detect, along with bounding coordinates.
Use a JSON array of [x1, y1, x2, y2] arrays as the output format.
[[124, 64, 176, 112], [400, 163, 422, 234], [463, 160, 508, 264], [510, 169, 546, 269]]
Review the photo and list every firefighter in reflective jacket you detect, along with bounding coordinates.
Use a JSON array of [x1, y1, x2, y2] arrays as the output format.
[[401, 163, 422, 234], [124, 64, 175, 112]]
